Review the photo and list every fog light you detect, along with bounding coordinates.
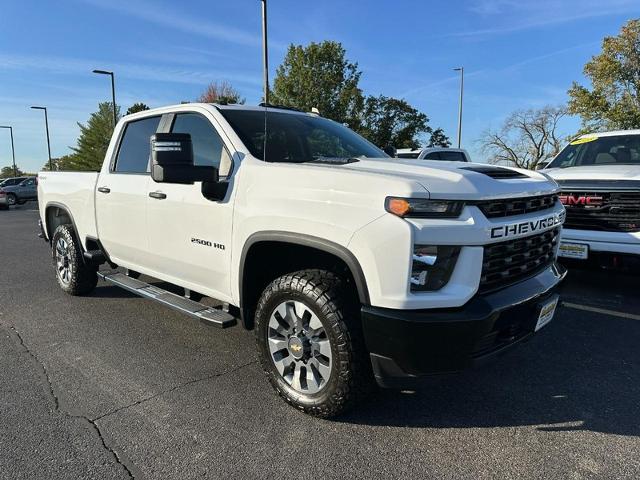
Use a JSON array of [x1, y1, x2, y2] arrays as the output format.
[[411, 245, 460, 291]]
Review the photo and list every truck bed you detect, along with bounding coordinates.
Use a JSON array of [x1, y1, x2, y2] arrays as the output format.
[[37, 171, 99, 243]]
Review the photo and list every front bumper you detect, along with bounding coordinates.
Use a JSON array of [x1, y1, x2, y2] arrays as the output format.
[[362, 262, 566, 388]]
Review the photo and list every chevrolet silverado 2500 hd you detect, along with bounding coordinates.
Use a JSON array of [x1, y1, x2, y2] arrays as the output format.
[[545, 130, 640, 267], [38, 103, 566, 417]]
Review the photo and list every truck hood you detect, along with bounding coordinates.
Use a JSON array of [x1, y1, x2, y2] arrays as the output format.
[[545, 164, 640, 182], [333, 158, 559, 200]]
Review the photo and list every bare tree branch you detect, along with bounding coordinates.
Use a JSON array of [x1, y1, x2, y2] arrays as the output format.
[[480, 106, 567, 169]]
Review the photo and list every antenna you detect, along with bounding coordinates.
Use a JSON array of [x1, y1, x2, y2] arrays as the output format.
[[261, 0, 269, 161]]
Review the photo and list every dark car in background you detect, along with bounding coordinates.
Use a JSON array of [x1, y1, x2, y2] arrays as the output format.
[[0, 177, 37, 208]]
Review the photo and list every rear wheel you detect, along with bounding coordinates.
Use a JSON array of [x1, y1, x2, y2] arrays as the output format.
[[52, 225, 98, 295], [255, 269, 372, 418]]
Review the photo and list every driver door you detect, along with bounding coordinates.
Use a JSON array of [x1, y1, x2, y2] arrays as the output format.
[[145, 111, 235, 302]]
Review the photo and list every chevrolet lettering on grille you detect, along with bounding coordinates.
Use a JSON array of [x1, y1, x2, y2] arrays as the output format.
[[490, 211, 565, 239]]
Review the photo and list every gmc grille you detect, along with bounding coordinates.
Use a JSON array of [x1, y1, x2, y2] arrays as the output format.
[[480, 228, 559, 293], [476, 194, 558, 219], [561, 191, 640, 232]]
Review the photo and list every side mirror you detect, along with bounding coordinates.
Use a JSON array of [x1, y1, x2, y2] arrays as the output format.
[[383, 145, 397, 157], [150, 133, 218, 184]]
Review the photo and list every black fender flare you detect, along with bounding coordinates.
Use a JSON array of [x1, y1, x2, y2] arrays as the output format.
[[239, 231, 370, 307], [44, 202, 85, 251]]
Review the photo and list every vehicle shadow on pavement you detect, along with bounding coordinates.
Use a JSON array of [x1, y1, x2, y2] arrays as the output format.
[[339, 268, 640, 437]]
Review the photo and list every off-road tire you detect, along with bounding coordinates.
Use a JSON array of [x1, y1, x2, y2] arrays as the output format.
[[255, 269, 373, 418], [52, 224, 98, 295]]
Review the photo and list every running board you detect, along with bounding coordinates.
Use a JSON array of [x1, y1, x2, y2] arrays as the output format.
[[97, 272, 237, 328]]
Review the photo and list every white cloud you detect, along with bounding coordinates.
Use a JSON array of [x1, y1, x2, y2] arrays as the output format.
[[0, 52, 261, 88], [77, 0, 277, 48], [454, 0, 638, 37]]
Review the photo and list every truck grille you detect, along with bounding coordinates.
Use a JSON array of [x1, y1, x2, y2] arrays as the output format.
[[560, 191, 640, 232], [480, 228, 559, 293], [475, 194, 558, 218]]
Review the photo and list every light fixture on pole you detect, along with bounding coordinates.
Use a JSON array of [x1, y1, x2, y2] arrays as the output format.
[[30, 106, 53, 171], [0, 126, 17, 176], [453, 67, 464, 148], [93, 69, 117, 126]]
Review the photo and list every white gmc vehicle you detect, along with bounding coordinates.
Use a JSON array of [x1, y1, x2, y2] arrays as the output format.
[[545, 130, 640, 267], [38, 103, 566, 417]]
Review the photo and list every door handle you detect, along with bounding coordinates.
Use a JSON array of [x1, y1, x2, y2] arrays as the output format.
[[97, 187, 110, 194], [149, 191, 167, 200]]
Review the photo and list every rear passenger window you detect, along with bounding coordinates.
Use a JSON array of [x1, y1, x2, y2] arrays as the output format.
[[171, 113, 232, 176], [115, 116, 161, 173]]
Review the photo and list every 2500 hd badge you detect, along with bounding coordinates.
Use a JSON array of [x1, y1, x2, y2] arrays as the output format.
[[490, 211, 565, 239]]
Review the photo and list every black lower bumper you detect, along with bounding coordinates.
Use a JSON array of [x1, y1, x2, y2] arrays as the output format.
[[362, 262, 566, 388]]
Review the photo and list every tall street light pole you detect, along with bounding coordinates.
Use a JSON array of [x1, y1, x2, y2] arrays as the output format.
[[0, 126, 17, 176], [31, 106, 52, 171], [93, 69, 117, 126], [453, 67, 464, 148], [261, 0, 270, 104]]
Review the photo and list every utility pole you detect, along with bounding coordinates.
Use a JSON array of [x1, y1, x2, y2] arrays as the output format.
[[261, 0, 270, 104], [453, 67, 464, 148], [31, 106, 52, 171], [93, 69, 117, 126], [0, 126, 17, 176]]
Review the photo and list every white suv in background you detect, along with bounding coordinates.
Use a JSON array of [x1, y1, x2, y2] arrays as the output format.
[[544, 130, 640, 267], [396, 147, 471, 162]]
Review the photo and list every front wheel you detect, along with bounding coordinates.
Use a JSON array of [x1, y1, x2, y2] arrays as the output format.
[[52, 224, 98, 295], [255, 269, 372, 418], [6, 193, 16, 206]]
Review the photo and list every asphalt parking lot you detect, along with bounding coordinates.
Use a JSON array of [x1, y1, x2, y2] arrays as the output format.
[[1, 205, 639, 479]]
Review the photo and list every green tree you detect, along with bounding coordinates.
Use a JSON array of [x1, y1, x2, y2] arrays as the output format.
[[126, 102, 150, 115], [43, 155, 75, 171], [358, 95, 449, 149], [197, 81, 245, 104], [66, 102, 119, 171], [568, 19, 640, 131], [0, 165, 24, 178], [271, 41, 364, 129], [428, 128, 451, 148]]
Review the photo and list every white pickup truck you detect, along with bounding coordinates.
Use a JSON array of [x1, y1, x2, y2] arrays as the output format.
[[38, 103, 566, 417], [545, 130, 640, 267]]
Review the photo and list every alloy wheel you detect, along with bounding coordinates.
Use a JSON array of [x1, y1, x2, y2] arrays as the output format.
[[267, 300, 332, 394]]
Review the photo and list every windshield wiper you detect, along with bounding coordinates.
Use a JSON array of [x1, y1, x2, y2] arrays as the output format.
[[304, 156, 361, 165]]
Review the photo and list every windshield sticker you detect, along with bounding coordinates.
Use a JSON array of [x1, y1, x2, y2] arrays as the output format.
[[570, 136, 598, 145]]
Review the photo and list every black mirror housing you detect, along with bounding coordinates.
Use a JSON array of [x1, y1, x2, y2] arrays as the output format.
[[150, 133, 218, 184]]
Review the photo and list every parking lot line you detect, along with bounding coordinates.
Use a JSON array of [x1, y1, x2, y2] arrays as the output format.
[[563, 302, 640, 321]]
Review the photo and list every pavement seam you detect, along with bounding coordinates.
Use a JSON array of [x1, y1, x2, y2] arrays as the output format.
[[7, 325, 136, 480], [93, 359, 258, 422]]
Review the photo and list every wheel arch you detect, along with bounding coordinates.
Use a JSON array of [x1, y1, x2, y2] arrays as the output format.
[[239, 231, 370, 329], [44, 202, 84, 250]]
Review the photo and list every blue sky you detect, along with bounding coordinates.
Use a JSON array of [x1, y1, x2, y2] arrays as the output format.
[[0, 0, 638, 172]]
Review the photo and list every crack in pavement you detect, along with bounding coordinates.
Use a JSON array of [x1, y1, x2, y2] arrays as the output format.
[[8, 325, 136, 479], [5, 322, 259, 479], [93, 359, 258, 422]]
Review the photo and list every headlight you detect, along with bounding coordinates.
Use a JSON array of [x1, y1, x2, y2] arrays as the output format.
[[411, 245, 460, 291], [385, 197, 464, 218]]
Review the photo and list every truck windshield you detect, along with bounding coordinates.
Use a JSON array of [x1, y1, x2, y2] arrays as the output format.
[[548, 134, 640, 168], [219, 109, 386, 163]]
